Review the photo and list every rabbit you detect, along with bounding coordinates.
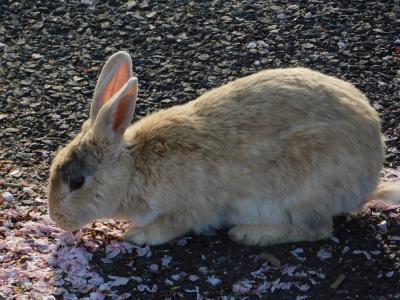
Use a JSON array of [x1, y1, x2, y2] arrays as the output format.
[[47, 51, 400, 246]]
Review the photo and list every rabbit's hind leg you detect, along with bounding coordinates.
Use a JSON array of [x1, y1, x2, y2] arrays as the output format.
[[228, 208, 333, 246]]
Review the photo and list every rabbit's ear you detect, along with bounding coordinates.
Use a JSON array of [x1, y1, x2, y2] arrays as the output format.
[[93, 77, 138, 142], [90, 51, 133, 121]]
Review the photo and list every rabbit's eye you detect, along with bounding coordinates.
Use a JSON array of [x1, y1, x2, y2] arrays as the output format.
[[69, 176, 85, 191]]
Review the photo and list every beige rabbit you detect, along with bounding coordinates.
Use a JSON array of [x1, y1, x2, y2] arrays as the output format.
[[48, 51, 399, 246]]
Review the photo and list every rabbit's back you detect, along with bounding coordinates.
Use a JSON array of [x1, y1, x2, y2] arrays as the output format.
[[192, 67, 379, 133]]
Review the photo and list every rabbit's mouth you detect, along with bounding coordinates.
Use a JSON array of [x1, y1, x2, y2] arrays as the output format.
[[57, 221, 81, 232], [50, 212, 82, 231]]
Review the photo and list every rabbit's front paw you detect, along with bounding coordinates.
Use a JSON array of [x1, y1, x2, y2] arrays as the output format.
[[123, 225, 170, 246], [124, 216, 190, 246]]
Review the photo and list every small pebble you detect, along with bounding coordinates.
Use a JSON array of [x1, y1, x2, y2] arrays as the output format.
[[23, 187, 34, 195], [9, 169, 20, 177], [247, 42, 257, 49], [330, 236, 339, 243], [377, 220, 388, 233], [198, 266, 208, 275], [342, 246, 351, 254], [31, 53, 43, 59], [198, 54, 210, 61], [2, 192, 15, 202], [330, 274, 346, 289], [385, 271, 394, 278]]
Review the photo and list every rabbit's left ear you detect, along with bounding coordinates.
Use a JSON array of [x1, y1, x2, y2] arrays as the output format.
[[90, 51, 133, 121], [92, 77, 138, 142]]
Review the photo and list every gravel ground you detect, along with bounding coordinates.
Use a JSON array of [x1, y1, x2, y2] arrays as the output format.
[[1, 0, 400, 299]]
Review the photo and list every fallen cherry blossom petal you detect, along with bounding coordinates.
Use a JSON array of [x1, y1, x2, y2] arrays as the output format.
[[176, 236, 191, 246], [171, 272, 186, 281], [271, 279, 291, 292], [164, 279, 174, 286], [232, 280, 253, 294], [137, 284, 158, 293], [207, 275, 221, 286], [282, 264, 297, 277], [87, 292, 105, 300], [149, 263, 159, 272], [290, 248, 306, 262], [189, 274, 200, 281], [136, 245, 151, 257], [317, 248, 332, 260], [108, 276, 130, 287], [251, 264, 271, 278], [297, 284, 310, 291], [161, 255, 172, 266]]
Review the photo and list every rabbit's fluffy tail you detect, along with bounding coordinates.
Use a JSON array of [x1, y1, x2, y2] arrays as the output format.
[[366, 182, 400, 205]]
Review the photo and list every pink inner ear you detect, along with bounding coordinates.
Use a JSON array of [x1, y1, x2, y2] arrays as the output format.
[[98, 62, 131, 110], [113, 84, 138, 133]]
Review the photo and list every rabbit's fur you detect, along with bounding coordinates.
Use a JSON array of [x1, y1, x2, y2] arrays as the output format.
[[48, 51, 392, 246]]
